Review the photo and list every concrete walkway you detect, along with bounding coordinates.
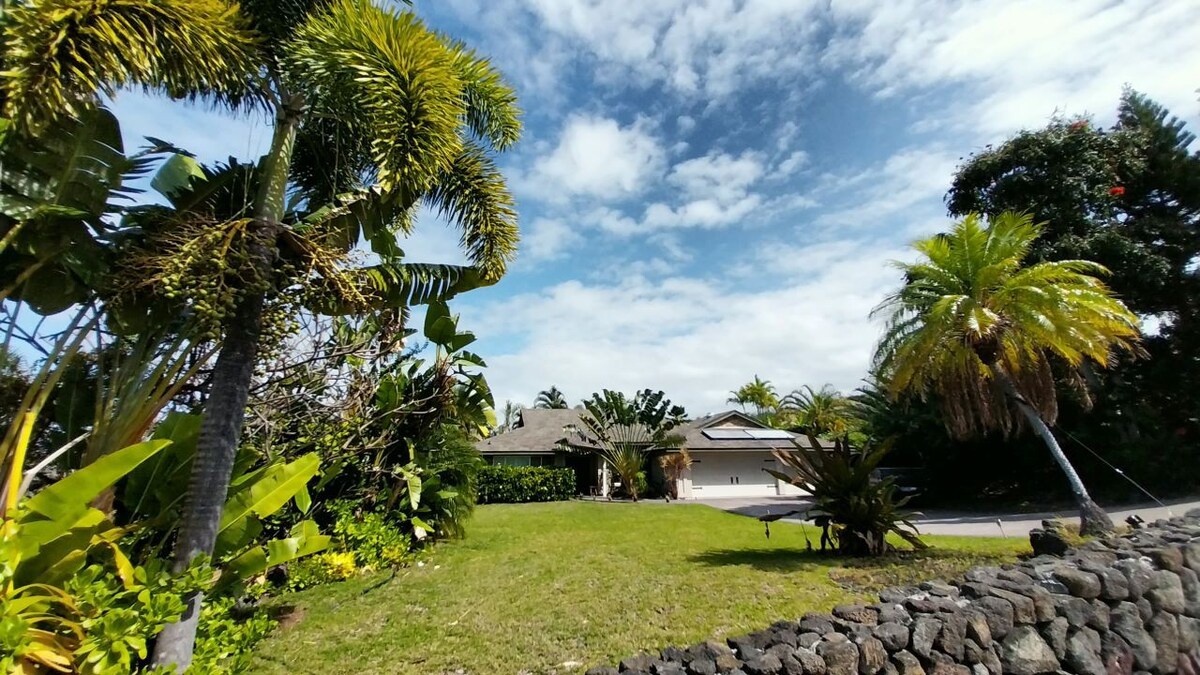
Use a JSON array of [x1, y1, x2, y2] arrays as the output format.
[[695, 495, 1200, 538]]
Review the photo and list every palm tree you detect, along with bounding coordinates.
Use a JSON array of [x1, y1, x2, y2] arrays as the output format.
[[727, 375, 778, 418], [5, 1, 521, 668], [873, 212, 1142, 535], [534, 386, 568, 409], [779, 384, 853, 437]]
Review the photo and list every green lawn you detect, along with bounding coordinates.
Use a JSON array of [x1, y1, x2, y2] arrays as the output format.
[[252, 501, 1029, 675]]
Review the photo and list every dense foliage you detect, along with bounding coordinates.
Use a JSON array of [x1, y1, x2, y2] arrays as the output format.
[[0, 0, 519, 669], [476, 466, 575, 504], [571, 389, 686, 501], [769, 437, 923, 556], [904, 90, 1200, 503], [873, 212, 1140, 533]]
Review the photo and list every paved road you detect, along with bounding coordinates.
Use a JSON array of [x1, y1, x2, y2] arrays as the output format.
[[695, 495, 1200, 538]]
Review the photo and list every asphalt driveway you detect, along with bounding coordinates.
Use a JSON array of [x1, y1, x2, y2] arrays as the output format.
[[694, 495, 1200, 538]]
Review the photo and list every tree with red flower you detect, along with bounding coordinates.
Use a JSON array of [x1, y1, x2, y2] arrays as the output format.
[[1109, 186, 1125, 196]]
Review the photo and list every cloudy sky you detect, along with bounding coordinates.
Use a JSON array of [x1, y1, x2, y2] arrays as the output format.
[[112, 0, 1200, 416]]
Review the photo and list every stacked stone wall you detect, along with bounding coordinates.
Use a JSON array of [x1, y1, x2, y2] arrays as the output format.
[[588, 513, 1200, 675]]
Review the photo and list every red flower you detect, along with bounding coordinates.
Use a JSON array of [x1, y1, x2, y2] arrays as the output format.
[[1069, 121, 1088, 131], [1109, 186, 1126, 196]]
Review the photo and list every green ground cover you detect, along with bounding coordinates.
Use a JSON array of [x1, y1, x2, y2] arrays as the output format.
[[254, 501, 1029, 674]]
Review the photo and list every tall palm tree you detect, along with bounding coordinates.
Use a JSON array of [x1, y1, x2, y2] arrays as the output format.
[[873, 212, 1141, 535], [727, 375, 778, 418], [5, 1, 521, 668], [780, 384, 853, 437], [534, 385, 568, 409]]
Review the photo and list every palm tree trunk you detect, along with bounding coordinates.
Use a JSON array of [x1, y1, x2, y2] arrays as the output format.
[[152, 93, 303, 671], [994, 369, 1115, 536]]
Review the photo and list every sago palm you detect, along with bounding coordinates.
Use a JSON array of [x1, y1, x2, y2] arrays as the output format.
[[873, 212, 1141, 535]]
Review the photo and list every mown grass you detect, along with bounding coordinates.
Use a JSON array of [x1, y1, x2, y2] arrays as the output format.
[[252, 501, 1029, 675]]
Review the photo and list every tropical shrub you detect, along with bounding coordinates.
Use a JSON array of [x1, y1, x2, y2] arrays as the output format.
[[476, 466, 574, 504], [284, 552, 359, 592], [327, 501, 411, 569], [189, 596, 278, 674], [659, 450, 692, 499], [571, 389, 686, 501], [0, 518, 214, 674], [767, 437, 924, 556]]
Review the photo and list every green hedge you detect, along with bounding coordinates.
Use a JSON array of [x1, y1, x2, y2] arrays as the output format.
[[477, 465, 575, 504]]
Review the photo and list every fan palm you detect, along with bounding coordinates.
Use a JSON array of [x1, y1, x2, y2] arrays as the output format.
[[6, 0, 521, 668], [872, 212, 1141, 535], [534, 386, 568, 409]]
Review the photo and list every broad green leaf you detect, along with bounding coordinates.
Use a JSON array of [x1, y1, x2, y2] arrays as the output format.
[[23, 440, 170, 524], [403, 469, 422, 511], [411, 516, 432, 540], [294, 484, 312, 514], [150, 154, 205, 199], [217, 453, 320, 536]]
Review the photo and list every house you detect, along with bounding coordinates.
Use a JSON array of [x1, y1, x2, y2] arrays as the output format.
[[476, 408, 817, 499]]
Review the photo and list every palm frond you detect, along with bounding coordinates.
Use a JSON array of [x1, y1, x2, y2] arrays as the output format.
[[872, 211, 1142, 437], [425, 142, 518, 279], [2, 0, 262, 131]]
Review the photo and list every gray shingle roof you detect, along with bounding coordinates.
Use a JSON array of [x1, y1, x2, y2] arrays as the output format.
[[476, 408, 824, 455], [476, 408, 583, 455]]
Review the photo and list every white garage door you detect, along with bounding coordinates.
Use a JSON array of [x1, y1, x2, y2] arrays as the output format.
[[689, 452, 778, 498]]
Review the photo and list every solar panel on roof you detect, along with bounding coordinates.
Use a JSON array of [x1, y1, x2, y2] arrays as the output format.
[[702, 429, 752, 440], [747, 429, 792, 439]]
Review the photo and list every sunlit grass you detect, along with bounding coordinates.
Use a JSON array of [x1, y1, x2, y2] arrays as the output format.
[[253, 501, 1029, 675]]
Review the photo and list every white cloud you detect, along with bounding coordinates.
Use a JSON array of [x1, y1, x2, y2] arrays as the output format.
[[826, 0, 1200, 135], [464, 237, 906, 413], [522, 217, 584, 261], [528, 114, 665, 200], [776, 150, 810, 175], [668, 151, 765, 202], [677, 115, 697, 133], [812, 146, 958, 233]]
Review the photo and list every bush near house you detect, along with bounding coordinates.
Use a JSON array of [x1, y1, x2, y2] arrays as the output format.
[[476, 466, 575, 504]]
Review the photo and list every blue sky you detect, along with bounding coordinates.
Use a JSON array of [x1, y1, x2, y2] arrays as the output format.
[[109, 0, 1200, 415]]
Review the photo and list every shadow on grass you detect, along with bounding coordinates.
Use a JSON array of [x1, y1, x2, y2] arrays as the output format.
[[690, 545, 1019, 586], [687, 547, 828, 572]]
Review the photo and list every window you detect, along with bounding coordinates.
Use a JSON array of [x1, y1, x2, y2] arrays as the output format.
[[491, 455, 556, 467]]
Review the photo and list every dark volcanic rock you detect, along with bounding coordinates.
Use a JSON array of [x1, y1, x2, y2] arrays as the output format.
[[1030, 527, 1071, 557], [972, 597, 1015, 639], [1064, 627, 1105, 675], [989, 588, 1036, 625], [1147, 613, 1178, 675], [801, 614, 838, 636], [1055, 595, 1096, 629], [1000, 625, 1061, 675], [1043, 616, 1069, 660], [872, 622, 910, 652], [1111, 602, 1157, 671], [744, 653, 783, 675], [911, 616, 943, 659], [794, 649, 826, 675], [817, 640, 859, 675], [1055, 568, 1103, 600], [855, 636, 887, 675], [890, 651, 924, 675], [1146, 571, 1185, 614], [835, 605, 879, 626], [1100, 567, 1132, 601]]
